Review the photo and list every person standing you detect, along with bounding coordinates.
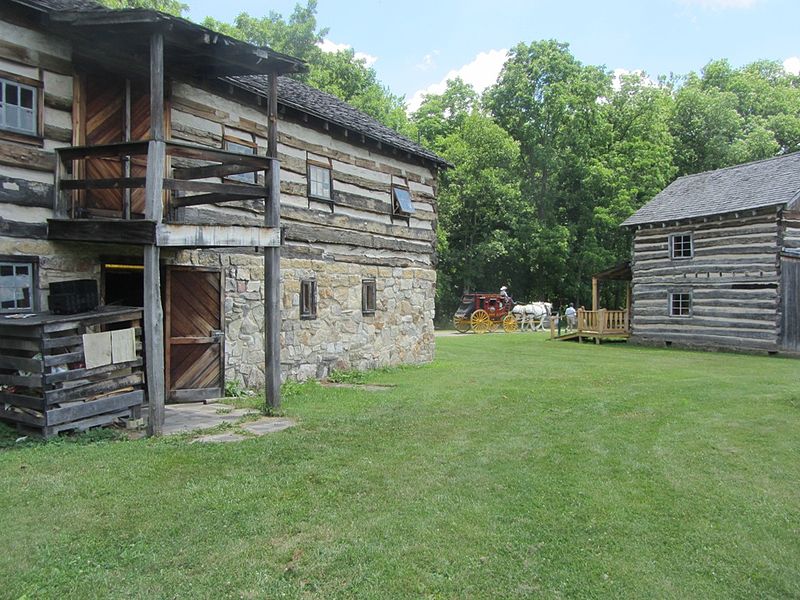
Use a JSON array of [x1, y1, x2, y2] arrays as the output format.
[[565, 303, 577, 330]]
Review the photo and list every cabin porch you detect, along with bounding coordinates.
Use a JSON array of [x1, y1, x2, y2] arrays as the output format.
[[550, 261, 632, 343]]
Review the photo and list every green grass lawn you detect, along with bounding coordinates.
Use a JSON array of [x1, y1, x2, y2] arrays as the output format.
[[1, 334, 799, 599]]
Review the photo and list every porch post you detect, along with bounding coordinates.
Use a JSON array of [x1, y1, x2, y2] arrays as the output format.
[[265, 72, 281, 411], [591, 276, 599, 312], [145, 31, 166, 436]]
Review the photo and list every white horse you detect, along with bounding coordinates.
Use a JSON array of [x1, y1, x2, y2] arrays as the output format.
[[512, 302, 553, 331]]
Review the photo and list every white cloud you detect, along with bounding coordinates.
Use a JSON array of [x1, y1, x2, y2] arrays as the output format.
[[415, 51, 439, 72], [317, 38, 378, 67], [784, 56, 800, 75], [611, 68, 657, 91], [676, 0, 760, 8], [407, 48, 508, 113]]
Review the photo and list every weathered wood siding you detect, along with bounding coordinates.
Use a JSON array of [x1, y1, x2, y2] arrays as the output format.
[[630, 210, 781, 352], [781, 210, 800, 252], [0, 10, 73, 239]]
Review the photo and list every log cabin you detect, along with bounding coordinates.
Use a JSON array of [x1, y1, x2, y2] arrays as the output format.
[[0, 0, 446, 435], [622, 152, 800, 354]]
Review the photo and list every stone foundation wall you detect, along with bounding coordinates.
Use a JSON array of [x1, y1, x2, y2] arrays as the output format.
[[224, 253, 436, 386]]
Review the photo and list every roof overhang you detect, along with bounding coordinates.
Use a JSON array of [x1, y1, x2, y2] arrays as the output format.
[[45, 9, 306, 78], [592, 261, 631, 282]]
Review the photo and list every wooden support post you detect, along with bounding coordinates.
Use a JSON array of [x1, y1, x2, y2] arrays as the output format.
[[625, 283, 632, 334], [53, 150, 66, 218], [145, 31, 166, 436], [592, 277, 599, 312], [265, 72, 281, 412], [144, 245, 164, 436]]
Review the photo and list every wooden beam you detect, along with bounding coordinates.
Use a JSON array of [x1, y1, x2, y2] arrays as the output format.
[[47, 218, 157, 244], [150, 32, 165, 141], [144, 244, 164, 436], [169, 192, 265, 209], [265, 72, 281, 413], [156, 223, 280, 247], [592, 277, 599, 312]]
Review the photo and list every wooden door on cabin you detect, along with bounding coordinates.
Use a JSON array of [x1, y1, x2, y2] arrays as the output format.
[[82, 74, 151, 216], [164, 267, 225, 403], [780, 257, 800, 351]]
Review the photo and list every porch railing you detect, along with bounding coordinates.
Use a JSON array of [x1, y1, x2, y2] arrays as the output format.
[[550, 308, 630, 339], [53, 139, 276, 222]]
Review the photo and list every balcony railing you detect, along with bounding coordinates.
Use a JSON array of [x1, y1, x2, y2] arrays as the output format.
[[49, 139, 280, 248]]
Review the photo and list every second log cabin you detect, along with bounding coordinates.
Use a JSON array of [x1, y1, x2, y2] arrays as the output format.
[[622, 152, 800, 355]]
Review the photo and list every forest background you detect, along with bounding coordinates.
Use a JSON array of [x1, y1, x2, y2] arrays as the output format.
[[103, 0, 800, 321]]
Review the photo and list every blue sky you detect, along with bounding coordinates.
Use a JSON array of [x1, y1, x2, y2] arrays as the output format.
[[188, 0, 799, 110]]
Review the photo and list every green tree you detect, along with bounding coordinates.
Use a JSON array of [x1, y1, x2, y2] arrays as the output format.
[[202, 1, 327, 64], [670, 59, 800, 175], [98, 0, 187, 16], [413, 77, 479, 152], [485, 40, 611, 304], [419, 101, 523, 320], [201, 1, 412, 133]]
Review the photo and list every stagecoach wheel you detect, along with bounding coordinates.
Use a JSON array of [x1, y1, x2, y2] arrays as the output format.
[[470, 309, 492, 334], [502, 314, 518, 333], [453, 317, 471, 333]]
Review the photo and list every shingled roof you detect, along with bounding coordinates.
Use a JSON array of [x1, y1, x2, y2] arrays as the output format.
[[229, 75, 449, 168], [12, 0, 103, 12], [623, 152, 800, 227]]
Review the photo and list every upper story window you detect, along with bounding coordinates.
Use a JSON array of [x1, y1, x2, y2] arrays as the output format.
[[670, 233, 693, 259], [300, 279, 317, 320], [223, 131, 257, 184], [0, 257, 37, 313], [0, 76, 39, 137], [308, 162, 332, 202], [669, 291, 691, 317], [392, 185, 415, 219], [362, 278, 376, 315]]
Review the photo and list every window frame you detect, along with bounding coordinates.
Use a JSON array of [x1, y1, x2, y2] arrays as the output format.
[[307, 159, 333, 206], [362, 278, 377, 315], [668, 290, 692, 318], [670, 232, 693, 260], [391, 184, 415, 222], [300, 279, 318, 320], [0, 71, 43, 145], [222, 131, 258, 184], [0, 255, 39, 314]]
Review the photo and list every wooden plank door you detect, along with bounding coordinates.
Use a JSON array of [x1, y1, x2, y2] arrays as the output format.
[[82, 74, 152, 217], [84, 74, 125, 215], [164, 267, 225, 403], [780, 257, 800, 351]]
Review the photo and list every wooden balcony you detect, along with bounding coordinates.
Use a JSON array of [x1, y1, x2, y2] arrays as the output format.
[[48, 139, 280, 248]]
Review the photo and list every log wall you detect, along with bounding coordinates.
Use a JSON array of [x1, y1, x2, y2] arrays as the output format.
[[630, 209, 782, 353]]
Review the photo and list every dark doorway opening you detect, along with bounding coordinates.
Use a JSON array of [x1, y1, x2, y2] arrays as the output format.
[[102, 263, 144, 308]]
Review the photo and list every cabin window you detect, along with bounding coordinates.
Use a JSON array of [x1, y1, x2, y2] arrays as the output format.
[[669, 291, 691, 317], [362, 279, 377, 315], [223, 133, 257, 184], [300, 279, 317, 319], [308, 162, 333, 202], [0, 257, 38, 313], [0, 75, 39, 137], [670, 233, 693, 259], [392, 185, 415, 219]]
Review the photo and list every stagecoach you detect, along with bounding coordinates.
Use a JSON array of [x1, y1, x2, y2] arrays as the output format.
[[452, 292, 519, 333]]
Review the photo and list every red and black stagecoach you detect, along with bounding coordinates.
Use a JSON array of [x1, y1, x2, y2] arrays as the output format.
[[452, 292, 518, 334]]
